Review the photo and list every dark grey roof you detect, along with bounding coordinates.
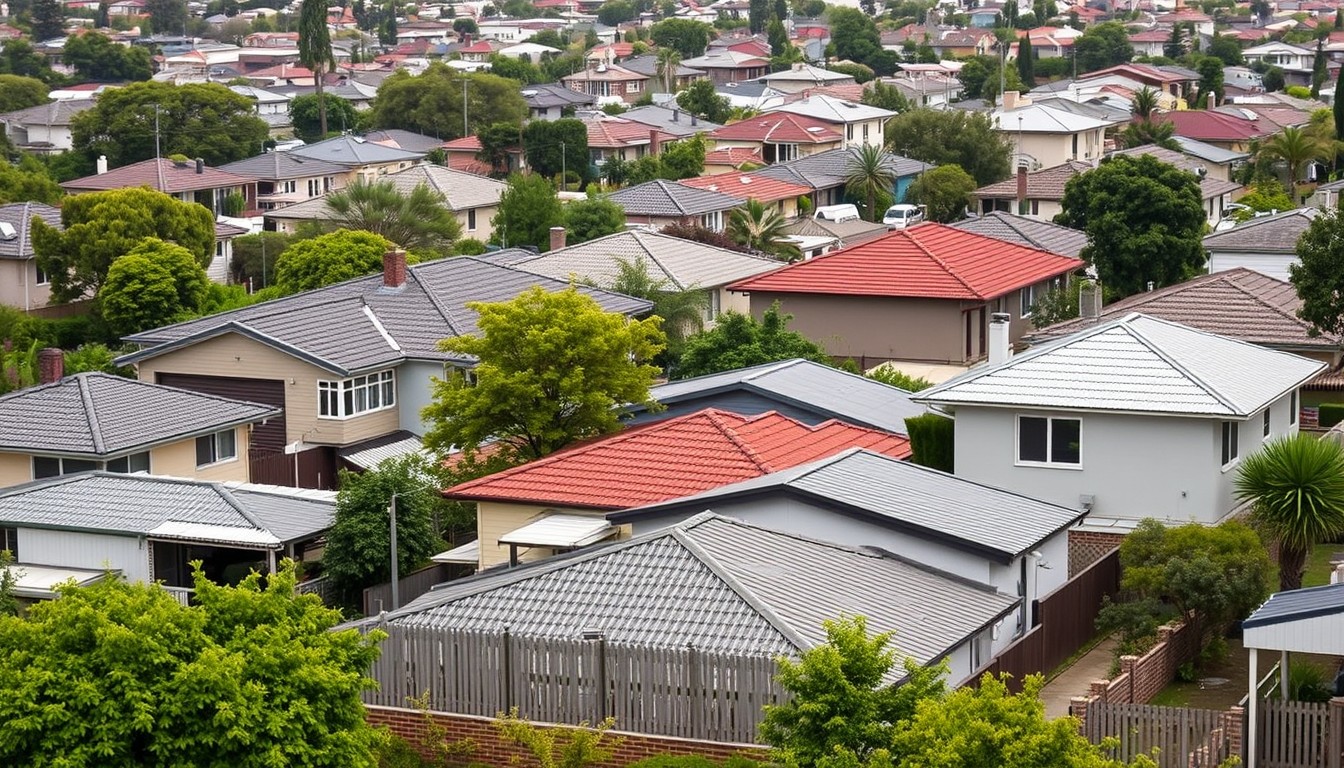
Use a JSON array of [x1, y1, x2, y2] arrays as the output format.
[[1243, 583, 1344, 630], [0, 373, 280, 457], [361, 128, 447, 153], [951, 211, 1089, 259], [716, 81, 773, 98], [381, 513, 1017, 665], [118, 257, 653, 375], [606, 179, 742, 217], [639, 358, 927, 435], [218, 150, 348, 180], [0, 98, 95, 127], [0, 201, 60, 259], [611, 449, 1087, 561], [288, 135, 426, 166], [1202, 208, 1319, 254], [756, 147, 931, 192], [520, 82, 595, 109], [620, 54, 706, 80], [619, 104, 721, 137], [0, 473, 335, 546]]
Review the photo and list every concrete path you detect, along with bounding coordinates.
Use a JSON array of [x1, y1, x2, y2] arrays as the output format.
[[1040, 635, 1118, 720]]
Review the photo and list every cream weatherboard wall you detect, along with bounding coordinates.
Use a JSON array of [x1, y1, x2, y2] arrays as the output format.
[[150, 429, 253, 482], [0, 260, 52, 311], [475, 501, 631, 570]]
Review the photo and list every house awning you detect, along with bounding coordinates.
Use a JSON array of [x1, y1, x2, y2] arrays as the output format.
[[1243, 582, 1344, 655], [148, 520, 281, 548], [430, 539, 479, 564], [10, 563, 112, 599], [499, 514, 616, 549]]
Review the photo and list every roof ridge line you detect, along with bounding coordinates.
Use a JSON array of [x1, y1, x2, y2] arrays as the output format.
[[633, 233, 687, 291], [908, 226, 980, 298], [1123, 317, 1242, 414], [77, 374, 106, 454], [1223, 274, 1314, 331], [404, 267, 463, 337], [214, 484, 271, 532], [711, 410, 775, 473]]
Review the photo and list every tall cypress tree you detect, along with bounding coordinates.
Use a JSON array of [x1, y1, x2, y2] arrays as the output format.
[[1017, 36, 1034, 85], [298, 0, 335, 136]]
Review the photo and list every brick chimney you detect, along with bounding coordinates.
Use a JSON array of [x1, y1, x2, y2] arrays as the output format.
[[1003, 90, 1020, 111], [650, 129, 663, 155], [1016, 163, 1028, 214], [382, 248, 407, 289], [38, 347, 63, 384], [549, 226, 567, 251]]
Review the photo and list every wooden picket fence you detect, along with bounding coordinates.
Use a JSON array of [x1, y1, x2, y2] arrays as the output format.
[[1085, 701, 1236, 768], [363, 624, 787, 743], [1258, 699, 1338, 768]]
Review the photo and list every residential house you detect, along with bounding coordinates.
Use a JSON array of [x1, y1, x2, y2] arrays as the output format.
[[1074, 63, 1198, 102], [0, 363, 278, 487], [1242, 41, 1316, 87], [219, 151, 352, 213], [266, 81, 380, 111], [484, 229, 781, 324], [680, 171, 813, 219], [1155, 108, 1277, 153], [782, 216, 892, 258], [607, 179, 744, 232], [754, 63, 857, 94], [612, 448, 1086, 638], [767, 94, 897, 150], [931, 28, 997, 58], [114, 251, 650, 489], [991, 92, 1122, 169], [585, 118, 676, 166], [619, 54, 706, 94], [726, 224, 1083, 365], [0, 473, 334, 601], [211, 220, 251, 284], [521, 82, 596, 120], [439, 135, 512, 176], [443, 408, 911, 569], [1129, 28, 1171, 59], [0, 202, 61, 313], [950, 210, 1089, 258], [715, 80, 786, 111], [881, 68, 963, 110], [1027, 25, 1083, 58], [1170, 135, 1249, 181], [703, 146, 764, 174], [913, 313, 1324, 525], [459, 39, 501, 63], [287, 135, 425, 182], [1155, 8, 1214, 36], [618, 105, 721, 138], [561, 64, 649, 105], [0, 98, 94, 153], [1203, 208, 1319, 283], [706, 112, 844, 164], [362, 128, 449, 155], [62, 158, 256, 217], [370, 513, 1019, 688], [496, 42, 561, 60], [228, 85, 292, 134], [679, 49, 771, 85], [756, 147, 933, 209]]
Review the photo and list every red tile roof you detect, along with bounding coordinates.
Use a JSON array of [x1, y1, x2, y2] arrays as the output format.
[[728, 223, 1083, 300], [443, 408, 912, 509], [708, 112, 842, 144], [585, 118, 675, 149], [1156, 110, 1275, 142], [442, 135, 483, 151], [62, 158, 254, 194], [703, 146, 763, 167], [679, 172, 812, 203]]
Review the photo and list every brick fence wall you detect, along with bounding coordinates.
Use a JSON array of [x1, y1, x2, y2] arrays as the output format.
[[1068, 529, 1127, 577], [367, 706, 770, 767], [1069, 619, 1202, 724]]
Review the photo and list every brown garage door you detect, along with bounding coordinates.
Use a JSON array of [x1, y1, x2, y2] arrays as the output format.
[[155, 373, 287, 453]]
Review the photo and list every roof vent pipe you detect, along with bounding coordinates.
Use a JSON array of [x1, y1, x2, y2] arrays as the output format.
[[989, 312, 1012, 366]]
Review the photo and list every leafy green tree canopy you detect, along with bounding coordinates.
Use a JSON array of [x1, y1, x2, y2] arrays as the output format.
[[675, 78, 732, 124], [885, 108, 1012, 187], [422, 286, 666, 460], [675, 303, 830, 379], [273, 229, 398, 295], [490, 172, 565, 251], [290, 93, 359, 142], [0, 74, 48, 113], [1291, 206, 1344, 336], [563, 189, 626, 244], [371, 63, 528, 140], [324, 179, 462, 254], [62, 31, 153, 83], [906, 163, 976, 222], [0, 561, 385, 766], [0, 156, 61, 204], [1073, 21, 1134, 74], [650, 18, 713, 57], [100, 237, 209, 336], [522, 118, 590, 183]]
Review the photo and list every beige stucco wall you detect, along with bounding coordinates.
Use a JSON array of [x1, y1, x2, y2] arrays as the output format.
[[149, 428, 252, 482], [458, 203, 498, 243], [0, 452, 30, 488], [0, 260, 52, 311], [1016, 128, 1105, 169], [132, 332, 400, 447]]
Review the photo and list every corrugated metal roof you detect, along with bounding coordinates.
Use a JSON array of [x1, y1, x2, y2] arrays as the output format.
[[337, 431, 426, 470], [612, 448, 1085, 559], [384, 513, 1017, 664], [917, 313, 1326, 417], [499, 514, 615, 548], [1243, 583, 1344, 629], [431, 539, 480, 564]]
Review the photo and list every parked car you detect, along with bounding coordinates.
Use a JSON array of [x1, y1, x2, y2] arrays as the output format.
[[814, 204, 861, 223], [883, 204, 925, 229]]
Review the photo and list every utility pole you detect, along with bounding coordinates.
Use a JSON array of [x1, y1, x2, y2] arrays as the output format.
[[462, 78, 468, 137], [153, 104, 165, 192], [560, 141, 566, 189], [389, 492, 399, 610]]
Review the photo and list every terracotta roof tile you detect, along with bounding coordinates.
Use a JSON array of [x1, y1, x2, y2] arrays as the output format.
[[443, 409, 912, 508], [708, 112, 843, 144], [62, 158, 254, 194], [1156, 110, 1276, 142], [679, 171, 812, 203], [585, 118, 675, 149], [973, 160, 1093, 201]]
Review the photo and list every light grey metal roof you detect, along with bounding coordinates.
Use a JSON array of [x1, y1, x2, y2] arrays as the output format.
[[0, 98, 95, 127], [520, 82, 595, 109], [951, 211, 1089, 259], [0, 473, 334, 546], [611, 448, 1086, 561], [118, 257, 652, 375], [502, 230, 779, 290], [1243, 583, 1344, 630], [265, 165, 506, 217], [606, 179, 742, 217], [618, 104, 721, 137], [383, 513, 1017, 665], [0, 373, 279, 457], [1171, 135, 1251, 164], [361, 128, 446, 153], [915, 312, 1326, 418], [1202, 208, 1319, 254], [337, 430, 426, 470], [0, 201, 60, 260], [288, 135, 426, 166], [218, 150, 349, 180], [767, 94, 897, 123], [641, 358, 927, 434]]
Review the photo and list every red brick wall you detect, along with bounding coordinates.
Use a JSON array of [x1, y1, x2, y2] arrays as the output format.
[[1069, 619, 1204, 728], [1069, 529, 1127, 577], [367, 706, 769, 767]]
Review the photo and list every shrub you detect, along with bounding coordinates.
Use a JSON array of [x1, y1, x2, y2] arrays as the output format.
[[867, 364, 933, 392], [453, 238, 488, 256], [1319, 402, 1344, 429], [1286, 661, 1334, 702], [904, 413, 954, 472]]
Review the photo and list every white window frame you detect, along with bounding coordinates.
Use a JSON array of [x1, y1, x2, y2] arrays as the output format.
[[317, 370, 397, 420], [1015, 415, 1082, 468], [196, 429, 238, 468], [1221, 421, 1239, 469], [1019, 284, 1035, 318], [33, 262, 48, 285]]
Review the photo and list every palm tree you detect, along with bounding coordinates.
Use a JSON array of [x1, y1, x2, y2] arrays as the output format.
[[298, 0, 336, 137], [1259, 126, 1334, 200], [324, 180, 463, 253], [1120, 118, 1180, 150], [655, 47, 681, 94], [844, 145, 898, 224], [728, 199, 802, 262], [1235, 434, 1344, 591], [601, 256, 709, 356], [1131, 86, 1160, 121]]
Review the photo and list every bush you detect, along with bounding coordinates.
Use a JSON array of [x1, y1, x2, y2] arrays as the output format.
[[1318, 402, 1344, 429], [904, 413, 954, 472], [867, 364, 933, 392], [453, 238, 488, 256], [626, 757, 764, 768], [1286, 661, 1334, 702]]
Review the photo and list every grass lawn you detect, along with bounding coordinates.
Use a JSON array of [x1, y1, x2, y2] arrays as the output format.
[[1301, 543, 1342, 588]]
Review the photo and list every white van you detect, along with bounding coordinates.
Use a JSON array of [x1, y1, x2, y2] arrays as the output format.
[[813, 204, 861, 223], [883, 204, 925, 229]]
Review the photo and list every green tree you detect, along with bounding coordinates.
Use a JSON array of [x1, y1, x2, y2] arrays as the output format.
[[1195, 54, 1224, 107], [563, 188, 626, 244], [0, 74, 48, 112], [593, 255, 708, 363], [1236, 435, 1344, 591], [868, 365, 933, 392], [477, 121, 521, 177], [0, 551, 17, 619], [675, 78, 732, 124], [660, 134, 706, 179], [676, 303, 830, 379], [100, 238, 209, 336], [1017, 35, 1035, 84], [844, 144, 898, 224], [0, 156, 61, 204], [71, 81, 268, 167], [228, 231, 294, 288], [1207, 31, 1244, 66], [1055, 154, 1206, 299], [490, 173, 565, 251], [273, 229, 397, 294], [371, 63, 529, 140], [1163, 23, 1187, 60], [597, 0, 638, 26], [144, 0, 187, 35], [862, 79, 910, 113], [654, 46, 682, 93], [1132, 86, 1159, 120], [290, 93, 358, 142], [1073, 21, 1133, 74], [32, 187, 214, 303], [522, 118, 589, 183], [1291, 207, 1344, 336], [906, 164, 976, 222], [0, 561, 385, 766], [728, 199, 802, 261], [768, 17, 792, 58], [1312, 38, 1328, 98], [1334, 64, 1344, 144], [29, 0, 64, 41], [298, 0, 335, 136], [1233, 181, 1294, 219], [1260, 125, 1333, 199], [0, 39, 61, 84], [1028, 278, 1088, 329], [828, 7, 895, 76], [749, 0, 769, 32], [323, 454, 447, 599], [62, 31, 152, 82], [422, 286, 666, 460], [885, 108, 1012, 186], [488, 53, 547, 85], [324, 179, 463, 253], [1120, 118, 1180, 150]]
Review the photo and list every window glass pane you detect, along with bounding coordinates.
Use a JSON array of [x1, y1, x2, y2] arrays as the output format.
[[217, 429, 236, 460], [197, 435, 214, 466], [33, 457, 60, 478], [343, 389, 354, 416], [64, 459, 97, 474], [1019, 417, 1047, 462], [1264, 410, 1271, 437], [107, 456, 128, 473], [368, 382, 380, 409], [130, 452, 150, 473], [354, 386, 368, 413], [1051, 419, 1081, 464]]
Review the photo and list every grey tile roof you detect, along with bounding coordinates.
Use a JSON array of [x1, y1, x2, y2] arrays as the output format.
[[383, 513, 1017, 665], [783, 216, 889, 247], [0, 201, 60, 260], [520, 82, 596, 109], [606, 179, 742, 217], [951, 211, 1089, 259], [0, 373, 280, 457], [0, 473, 335, 545], [288, 135, 426, 166], [756, 147, 930, 192], [1243, 583, 1344, 630], [1109, 144, 1243, 199], [218, 150, 349, 180], [619, 54, 706, 80], [502, 230, 779, 290], [361, 128, 447, 153], [916, 313, 1326, 418], [0, 98, 95, 127], [618, 104, 721, 137], [641, 358, 927, 434], [119, 257, 653, 375], [1202, 208, 1319, 254], [612, 448, 1086, 560], [266, 165, 506, 217]]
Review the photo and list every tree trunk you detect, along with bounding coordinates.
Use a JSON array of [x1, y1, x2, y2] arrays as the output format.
[[1278, 541, 1308, 591]]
